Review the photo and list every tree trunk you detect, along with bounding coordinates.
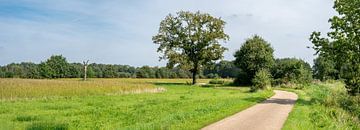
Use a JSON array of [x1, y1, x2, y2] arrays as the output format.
[[83, 60, 89, 81], [192, 63, 198, 85], [84, 66, 87, 81], [192, 70, 197, 85]]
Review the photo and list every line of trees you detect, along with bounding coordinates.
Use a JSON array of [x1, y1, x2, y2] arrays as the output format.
[[0, 55, 239, 79]]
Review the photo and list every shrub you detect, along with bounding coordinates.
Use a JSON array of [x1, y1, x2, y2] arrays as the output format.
[[251, 69, 272, 92], [206, 73, 219, 79], [209, 79, 225, 84]]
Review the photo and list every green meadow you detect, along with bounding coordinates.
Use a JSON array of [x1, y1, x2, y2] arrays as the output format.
[[0, 78, 273, 130]]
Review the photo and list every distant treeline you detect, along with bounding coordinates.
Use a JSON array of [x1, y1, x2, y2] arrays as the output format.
[[0, 55, 240, 79]]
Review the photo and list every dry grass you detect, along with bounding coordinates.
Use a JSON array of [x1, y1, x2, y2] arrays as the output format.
[[0, 78, 212, 100], [0, 79, 155, 100]]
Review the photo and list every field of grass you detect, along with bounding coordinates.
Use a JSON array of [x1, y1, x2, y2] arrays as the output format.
[[0, 78, 272, 129], [278, 81, 360, 130]]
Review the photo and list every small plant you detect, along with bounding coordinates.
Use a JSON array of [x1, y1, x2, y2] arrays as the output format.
[[26, 122, 68, 130], [251, 69, 272, 92], [15, 115, 39, 122]]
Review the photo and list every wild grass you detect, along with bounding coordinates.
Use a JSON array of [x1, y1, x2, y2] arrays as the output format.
[[0, 78, 210, 100], [278, 81, 360, 129], [0, 78, 273, 129]]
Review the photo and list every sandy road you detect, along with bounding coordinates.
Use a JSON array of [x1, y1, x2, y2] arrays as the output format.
[[202, 90, 298, 130]]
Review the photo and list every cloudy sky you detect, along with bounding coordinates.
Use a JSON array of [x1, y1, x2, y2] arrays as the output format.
[[0, 0, 336, 66]]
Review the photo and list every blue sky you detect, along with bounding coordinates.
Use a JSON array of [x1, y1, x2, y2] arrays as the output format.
[[0, 0, 336, 66]]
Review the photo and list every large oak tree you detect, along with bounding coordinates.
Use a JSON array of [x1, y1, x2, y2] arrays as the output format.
[[153, 11, 229, 84]]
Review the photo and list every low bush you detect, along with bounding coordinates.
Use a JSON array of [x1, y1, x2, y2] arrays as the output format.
[[251, 69, 272, 92], [209, 79, 225, 84]]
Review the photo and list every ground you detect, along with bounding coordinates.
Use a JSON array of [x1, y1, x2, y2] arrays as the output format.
[[0, 78, 273, 130]]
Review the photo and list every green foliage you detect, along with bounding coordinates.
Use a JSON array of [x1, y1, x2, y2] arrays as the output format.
[[136, 66, 156, 78], [251, 69, 272, 92], [310, 0, 360, 95], [272, 58, 312, 85], [1, 55, 243, 79], [39, 55, 70, 78], [205, 73, 219, 79], [234, 35, 275, 85], [203, 60, 240, 78], [209, 79, 225, 84], [280, 82, 360, 129], [313, 54, 338, 81], [153, 11, 229, 84]]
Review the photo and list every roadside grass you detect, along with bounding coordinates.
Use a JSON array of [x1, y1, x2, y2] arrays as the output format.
[[277, 81, 360, 130], [0, 78, 273, 129]]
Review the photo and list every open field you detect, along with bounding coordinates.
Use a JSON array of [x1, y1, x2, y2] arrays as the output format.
[[278, 82, 360, 130], [0, 78, 272, 129], [0, 78, 215, 100]]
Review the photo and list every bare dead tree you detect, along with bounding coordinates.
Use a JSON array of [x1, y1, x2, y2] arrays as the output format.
[[83, 60, 89, 81]]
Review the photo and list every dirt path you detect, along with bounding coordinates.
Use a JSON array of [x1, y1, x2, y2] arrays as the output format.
[[202, 90, 298, 130]]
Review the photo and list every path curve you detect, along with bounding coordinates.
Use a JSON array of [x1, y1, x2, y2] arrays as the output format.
[[202, 90, 298, 130]]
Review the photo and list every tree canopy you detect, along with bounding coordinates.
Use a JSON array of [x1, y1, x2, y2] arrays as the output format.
[[272, 58, 312, 85], [234, 35, 275, 85], [310, 0, 360, 95], [152, 11, 229, 84], [313, 54, 338, 81]]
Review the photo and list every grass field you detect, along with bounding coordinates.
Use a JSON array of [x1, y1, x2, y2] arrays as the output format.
[[279, 82, 360, 130], [0, 78, 273, 129]]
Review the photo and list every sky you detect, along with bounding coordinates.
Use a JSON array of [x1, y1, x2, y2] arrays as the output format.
[[0, 0, 336, 66]]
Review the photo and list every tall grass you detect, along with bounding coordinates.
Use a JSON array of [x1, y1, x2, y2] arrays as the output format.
[[0, 78, 213, 100], [0, 79, 158, 100], [279, 81, 360, 129]]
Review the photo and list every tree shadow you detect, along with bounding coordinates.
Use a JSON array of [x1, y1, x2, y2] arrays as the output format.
[[242, 97, 268, 103], [242, 97, 310, 105], [260, 98, 297, 105]]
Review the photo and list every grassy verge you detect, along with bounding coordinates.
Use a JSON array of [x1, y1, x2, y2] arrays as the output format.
[[277, 81, 360, 129], [0, 78, 273, 129]]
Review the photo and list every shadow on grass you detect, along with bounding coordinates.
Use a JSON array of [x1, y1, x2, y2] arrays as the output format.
[[242, 97, 268, 103], [297, 98, 313, 106]]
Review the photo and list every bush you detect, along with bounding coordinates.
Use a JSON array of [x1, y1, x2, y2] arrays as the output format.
[[209, 79, 225, 84], [272, 58, 312, 85], [206, 73, 219, 79], [251, 69, 272, 92]]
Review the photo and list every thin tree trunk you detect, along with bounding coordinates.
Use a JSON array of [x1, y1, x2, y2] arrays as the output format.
[[192, 70, 197, 85], [84, 66, 87, 81], [192, 63, 198, 85], [83, 60, 89, 81]]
